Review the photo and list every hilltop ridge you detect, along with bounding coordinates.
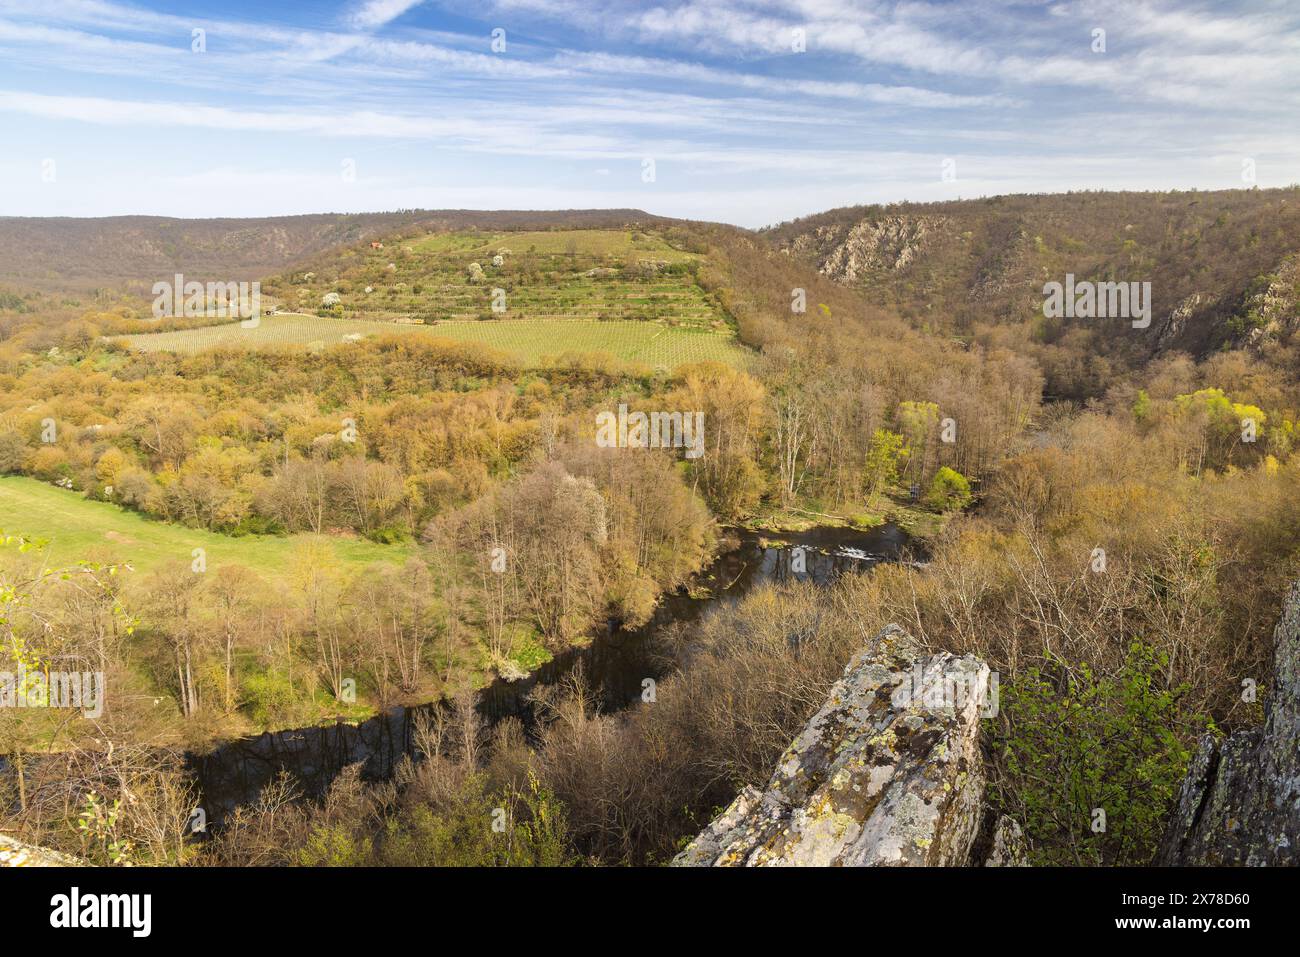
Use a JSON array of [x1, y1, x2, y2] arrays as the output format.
[[0, 209, 665, 291]]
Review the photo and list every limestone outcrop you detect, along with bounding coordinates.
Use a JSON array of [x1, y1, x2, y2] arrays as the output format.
[[782, 216, 944, 283], [1243, 254, 1300, 349], [1158, 580, 1300, 865], [1153, 293, 1207, 349], [673, 624, 1014, 866]]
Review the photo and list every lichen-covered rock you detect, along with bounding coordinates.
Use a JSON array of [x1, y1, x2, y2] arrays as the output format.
[[673, 625, 996, 866], [982, 815, 1028, 867], [1158, 580, 1300, 865], [0, 833, 83, 867]]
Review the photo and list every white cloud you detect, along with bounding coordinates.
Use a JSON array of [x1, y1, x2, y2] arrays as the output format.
[[0, 0, 1297, 224], [348, 0, 425, 30]]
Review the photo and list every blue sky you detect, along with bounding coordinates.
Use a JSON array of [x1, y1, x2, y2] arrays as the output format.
[[0, 0, 1297, 226]]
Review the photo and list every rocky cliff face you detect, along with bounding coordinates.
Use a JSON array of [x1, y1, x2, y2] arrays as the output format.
[[1153, 293, 1208, 349], [673, 624, 1020, 866], [782, 215, 945, 283], [1243, 254, 1300, 348], [1159, 581, 1300, 865]]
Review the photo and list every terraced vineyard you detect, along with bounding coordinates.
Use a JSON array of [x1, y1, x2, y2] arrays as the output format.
[[122, 227, 753, 369], [263, 227, 724, 326]]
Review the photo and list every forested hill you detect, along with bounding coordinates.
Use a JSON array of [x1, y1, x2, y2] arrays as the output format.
[[0, 209, 663, 292], [762, 188, 1300, 367]]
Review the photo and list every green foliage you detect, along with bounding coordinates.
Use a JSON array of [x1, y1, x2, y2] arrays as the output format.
[[1173, 387, 1267, 470], [896, 400, 939, 447], [896, 400, 939, 481], [863, 428, 904, 498], [924, 465, 972, 512], [77, 791, 135, 865], [1267, 417, 1296, 459], [1132, 388, 1151, 423], [1175, 387, 1265, 427], [297, 822, 372, 866], [230, 514, 283, 537], [990, 642, 1202, 865], [298, 771, 573, 867], [241, 669, 299, 727], [365, 523, 410, 545]]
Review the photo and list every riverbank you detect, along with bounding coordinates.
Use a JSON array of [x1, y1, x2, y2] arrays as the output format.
[[2, 521, 915, 833], [742, 494, 950, 540]]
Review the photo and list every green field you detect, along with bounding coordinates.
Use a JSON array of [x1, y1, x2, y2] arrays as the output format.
[[0, 475, 413, 580], [120, 313, 751, 369]]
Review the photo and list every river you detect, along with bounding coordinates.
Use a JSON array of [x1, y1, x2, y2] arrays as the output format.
[[189, 522, 912, 824]]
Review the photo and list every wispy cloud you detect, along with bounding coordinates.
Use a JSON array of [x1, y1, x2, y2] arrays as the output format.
[[0, 0, 1295, 225], [349, 0, 426, 30]]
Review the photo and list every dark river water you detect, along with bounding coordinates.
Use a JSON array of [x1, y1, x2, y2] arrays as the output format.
[[188, 523, 912, 824]]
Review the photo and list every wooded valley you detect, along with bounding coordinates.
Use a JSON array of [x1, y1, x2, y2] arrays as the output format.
[[3, 189, 1300, 867]]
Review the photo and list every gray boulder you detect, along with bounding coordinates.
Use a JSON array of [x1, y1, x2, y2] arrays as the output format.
[[673, 625, 1004, 866]]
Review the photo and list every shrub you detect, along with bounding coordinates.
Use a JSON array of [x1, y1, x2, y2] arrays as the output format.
[[299, 771, 572, 867], [241, 669, 299, 728], [0, 432, 26, 473], [925, 465, 972, 511], [27, 445, 71, 483], [989, 642, 1203, 865]]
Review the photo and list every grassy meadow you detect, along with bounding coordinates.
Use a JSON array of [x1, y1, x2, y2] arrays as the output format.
[[0, 475, 414, 580], [118, 313, 750, 368]]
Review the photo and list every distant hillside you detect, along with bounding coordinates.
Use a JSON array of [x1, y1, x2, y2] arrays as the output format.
[[0, 209, 662, 293], [260, 226, 717, 326], [116, 223, 750, 371], [763, 188, 1300, 360]]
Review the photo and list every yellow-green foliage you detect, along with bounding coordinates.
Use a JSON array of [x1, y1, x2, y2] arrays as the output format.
[[1174, 387, 1265, 432], [925, 466, 972, 512]]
